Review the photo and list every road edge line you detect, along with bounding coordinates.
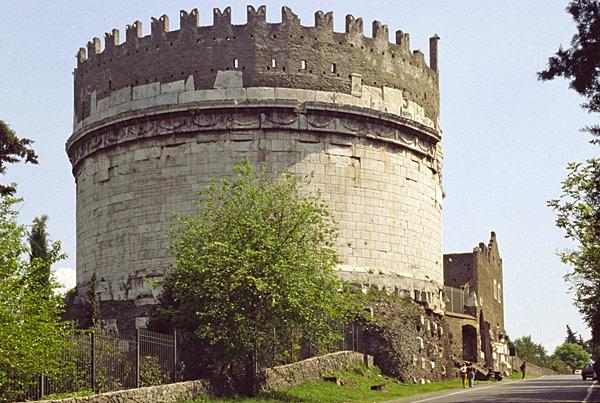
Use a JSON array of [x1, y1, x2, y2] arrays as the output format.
[[407, 381, 511, 403], [583, 380, 598, 403]]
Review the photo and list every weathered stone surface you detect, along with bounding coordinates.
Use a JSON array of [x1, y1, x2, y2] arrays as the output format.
[[444, 233, 509, 372], [213, 70, 243, 89], [66, 6, 444, 334], [31, 380, 209, 403], [73, 7, 439, 124], [363, 297, 454, 383], [509, 357, 557, 377], [261, 351, 373, 391]]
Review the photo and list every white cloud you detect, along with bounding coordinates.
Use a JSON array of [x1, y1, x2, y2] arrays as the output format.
[[53, 267, 76, 295]]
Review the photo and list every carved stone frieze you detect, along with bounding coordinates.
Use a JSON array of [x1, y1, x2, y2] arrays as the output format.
[[67, 106, 438, 169]]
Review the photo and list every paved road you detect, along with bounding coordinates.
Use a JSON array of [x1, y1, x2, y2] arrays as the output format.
[[389, 375, 600, 403]]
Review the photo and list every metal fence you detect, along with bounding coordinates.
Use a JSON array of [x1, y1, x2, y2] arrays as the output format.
[[444, 286, 466, 314], [8, 323, 365, 401], [250, 322, 366, 370], [8, 328, 177, 401]]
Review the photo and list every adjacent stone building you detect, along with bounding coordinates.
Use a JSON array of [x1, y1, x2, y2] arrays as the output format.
[[66, 6, 444, 334], [443, 232, 510, 372]]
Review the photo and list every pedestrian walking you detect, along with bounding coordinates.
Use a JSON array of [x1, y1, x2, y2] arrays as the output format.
[[467, 363, 475, 388], [459, 362, 468, 388], [520, 361, 526, 380], [593, 357, 599, 380]]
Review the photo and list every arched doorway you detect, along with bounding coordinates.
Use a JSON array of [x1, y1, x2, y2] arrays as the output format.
[[462, 324, 477, 362]]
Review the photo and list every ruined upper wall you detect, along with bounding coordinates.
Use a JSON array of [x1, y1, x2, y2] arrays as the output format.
[[444, 232, 504, 330], [74, 6, 440, 124]]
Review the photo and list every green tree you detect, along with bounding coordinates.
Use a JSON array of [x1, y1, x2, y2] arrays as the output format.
[[0, 120, 38, 196], [539, 0, 600, 349], [513, 335, 550, 367], [547, 160, 600, 346], [552, 342, 591, 370], [538, 0, 600, 140], [0, 195, 70, 400], [87, 272, 101, 328], [151, 159, 363, 393], [566, 325, 578, 343], [28, 214, 50, 287], [548, 356, 572, 374]]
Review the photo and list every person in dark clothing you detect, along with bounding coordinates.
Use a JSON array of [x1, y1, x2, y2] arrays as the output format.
[[594, 358, 600, 380], [520, 361, 526, 380]]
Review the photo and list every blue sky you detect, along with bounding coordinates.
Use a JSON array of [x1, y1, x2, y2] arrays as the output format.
[[0, 0, 595, 353]]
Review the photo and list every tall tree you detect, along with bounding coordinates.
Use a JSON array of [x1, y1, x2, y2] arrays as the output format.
[[87, 272, 101, 328], [0, 195, 70, 400], [28, 214, 50, 286], [548, 160, 600, 347], [539, 0, 600, 349], [151, 159, 363, 394], [566, 325, 579, 343], [0, 120, 38, 196], [538, 0, 600, 140]]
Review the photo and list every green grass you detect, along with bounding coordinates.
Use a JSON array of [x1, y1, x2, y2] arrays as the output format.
[[508, 369, 537, 380], [42, 389, 94, 400], [182, 366, 464, 402]]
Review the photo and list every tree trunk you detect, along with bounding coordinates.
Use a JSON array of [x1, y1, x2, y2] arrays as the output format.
[[244, 351, 256, 396]]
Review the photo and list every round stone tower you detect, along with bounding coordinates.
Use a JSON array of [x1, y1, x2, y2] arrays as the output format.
[[67, 6, 444, 333]]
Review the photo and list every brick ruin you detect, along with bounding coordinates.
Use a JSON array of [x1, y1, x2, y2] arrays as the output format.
[[443, 232, 510, 373]]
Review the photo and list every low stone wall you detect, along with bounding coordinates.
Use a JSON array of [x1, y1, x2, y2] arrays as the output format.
[[527, 362, 557, 377], [260, 350, 373, 391], [31, 380, 210, 403], [510, 356, 557, 377]]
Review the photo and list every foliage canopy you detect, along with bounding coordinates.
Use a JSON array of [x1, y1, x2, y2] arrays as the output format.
[[28, 214, 51, 287], [565, 325, 578, 344], [548, 160, 600, 347], [151, 159, 363, 386], [552, 342, 591, 370], [0, 120, 38, 196], [539, 0, 600, 350], [538, 0, 600, 139], [0, 196, 70, 399], [513, 335, 550, 367]]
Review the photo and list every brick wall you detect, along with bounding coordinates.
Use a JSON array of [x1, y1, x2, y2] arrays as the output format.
[[74, 6, 439, 124]]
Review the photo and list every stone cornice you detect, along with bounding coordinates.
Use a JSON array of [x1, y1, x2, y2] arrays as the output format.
[[66, 100, 441, 173]]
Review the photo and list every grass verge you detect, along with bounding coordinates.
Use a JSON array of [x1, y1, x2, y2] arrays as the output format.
[[182, 366, 463, 402], [41, 389, 94, 400]]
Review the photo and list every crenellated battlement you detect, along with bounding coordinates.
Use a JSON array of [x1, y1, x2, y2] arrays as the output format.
[[74, 5, 440, 125], [76, 6, 436, 66], [474, 232, 501, 264]]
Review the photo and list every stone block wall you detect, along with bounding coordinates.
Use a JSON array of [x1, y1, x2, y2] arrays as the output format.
[[67, 6, 444, 332], [72, 124, 443, 330], [261, 350, 374, 391], [32, 380, 209, 403], [67, 75, 444, 331], [510, 356, 557, 377]]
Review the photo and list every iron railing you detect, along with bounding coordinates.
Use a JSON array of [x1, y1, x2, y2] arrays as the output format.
[[444, 286, 466, 314], [8, 328, 177, 402]]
